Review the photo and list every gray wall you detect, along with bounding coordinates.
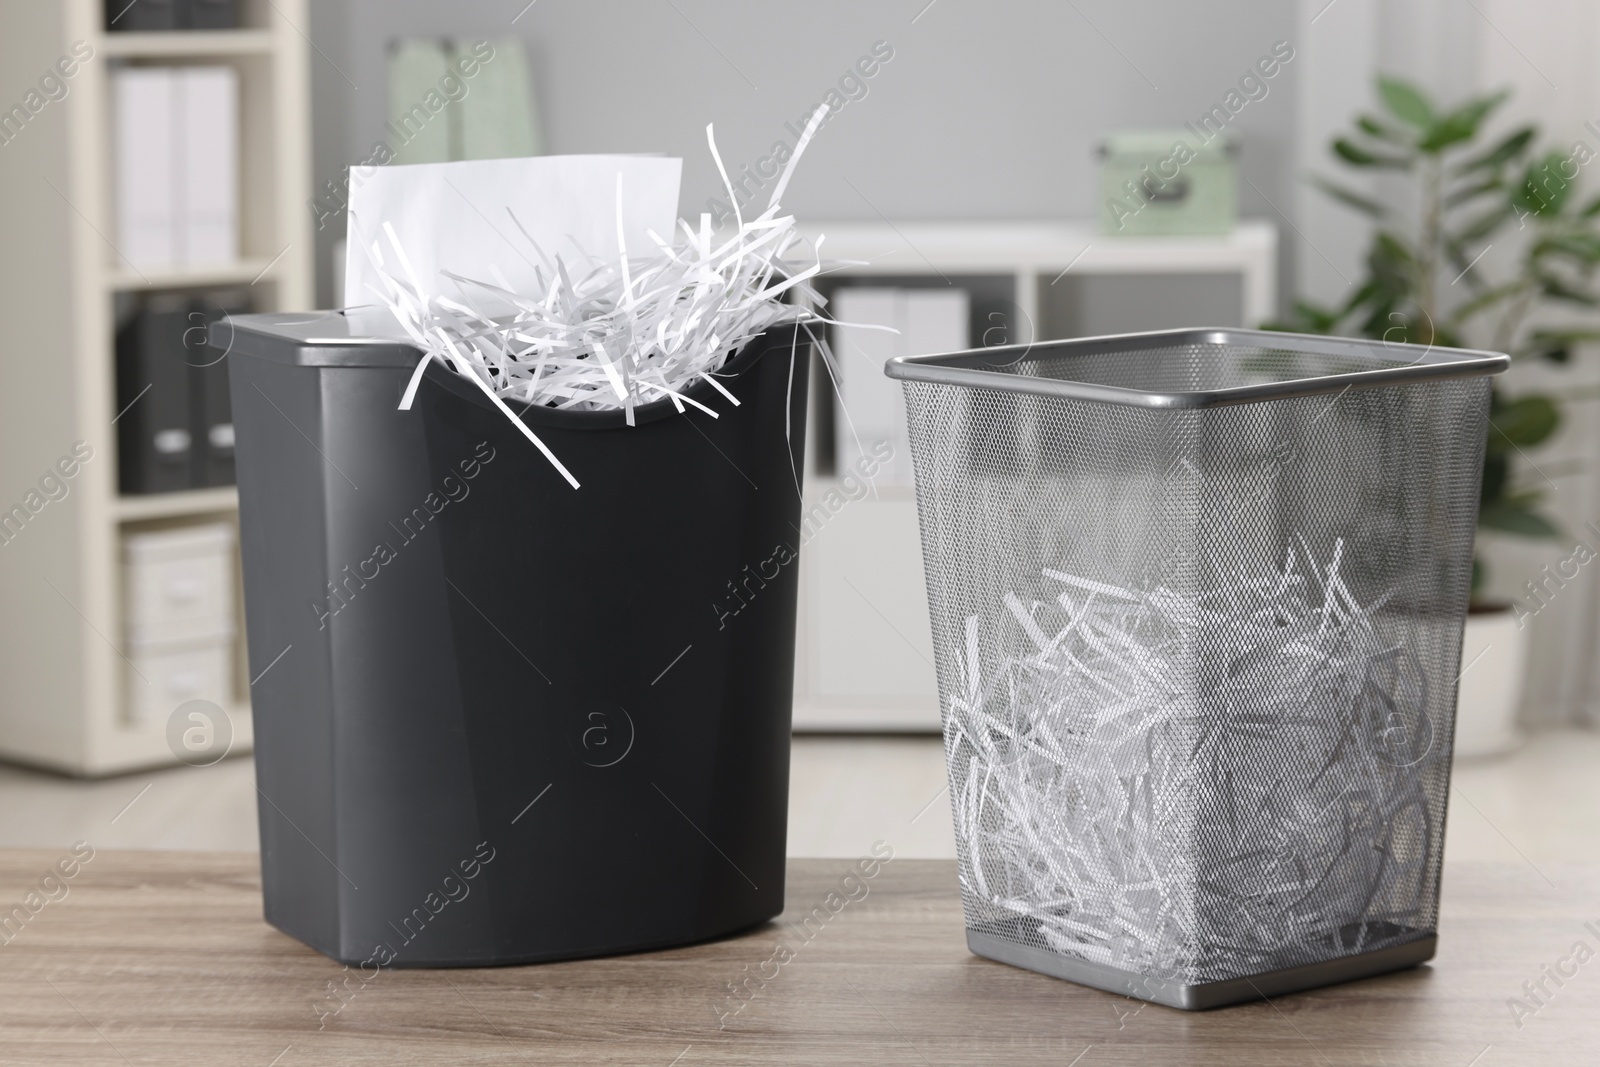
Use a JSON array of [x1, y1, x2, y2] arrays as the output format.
[[308, 0, 1301, 310]]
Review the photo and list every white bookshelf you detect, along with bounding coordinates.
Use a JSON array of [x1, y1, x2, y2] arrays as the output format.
[[0, 0, 312, 774], [791, 220, 1278, 731]]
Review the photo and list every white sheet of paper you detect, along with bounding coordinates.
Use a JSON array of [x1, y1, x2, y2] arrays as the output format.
[[343, 155, 683, 312]]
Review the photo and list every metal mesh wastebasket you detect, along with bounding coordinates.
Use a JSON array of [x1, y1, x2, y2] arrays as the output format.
[[887, 327, 1506, 1009]]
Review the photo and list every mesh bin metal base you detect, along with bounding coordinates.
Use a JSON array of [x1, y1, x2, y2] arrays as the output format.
[[890, 328, 1504, 1006], [968, 927, 1436, 1010]]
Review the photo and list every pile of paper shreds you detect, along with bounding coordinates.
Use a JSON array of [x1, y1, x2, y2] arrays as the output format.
[[948, 538, 1441, 982], [360, 108, 837, 490]]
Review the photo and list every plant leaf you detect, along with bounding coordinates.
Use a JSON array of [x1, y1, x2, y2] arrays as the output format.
[[1333, 138, 1412, 169], [1378, 77, 1434, 128], [1540, 275, 1599, 305], [1339, 279, 1383, 315], [1311, 176, 1389, 218], [1444, 177, 1502, 208], [1358, 301, 1406, 340], [1524, 328, 1600, 363], [1367, 232, 1416, 296], [1443, 237, 1488, 289], [1453, 205, 1512, 242], [1534, 233, 1600, 263], [1489, 394, 1560, 447], [1455, 126, 1536, 174], [1514, 152, 1576, 216], [1419, 116, 1475, 154], [1419, 91, 1507, 153], [1356, 114, 1410, 143], [1480, 452, 1508, 496], [1528, 327, 1600, 345], [1479, 497, 1561, 538], [1292, 299, 1343, 331], [1263, 299, 1346, 334], [1451, 280, 1526, 323]]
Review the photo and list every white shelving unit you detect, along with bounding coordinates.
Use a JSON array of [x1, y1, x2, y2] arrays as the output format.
[[0, 0, 312, 774], [792, 220, 1278, 731]]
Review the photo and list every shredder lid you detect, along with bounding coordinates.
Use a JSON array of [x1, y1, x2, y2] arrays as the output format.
[[210, 308, 423, 367], [211, 307, 807, 429]]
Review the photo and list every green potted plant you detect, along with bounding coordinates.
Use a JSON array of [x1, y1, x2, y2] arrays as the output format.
[[1274, 76, 1600, 756]]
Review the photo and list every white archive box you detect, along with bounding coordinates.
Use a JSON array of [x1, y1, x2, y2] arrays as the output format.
[[125, 632, 235, 731], [122, 522, 236, 645], [833, 288, 969, 487]]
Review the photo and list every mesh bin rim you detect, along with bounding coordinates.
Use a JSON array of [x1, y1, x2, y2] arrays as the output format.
[[884, 326, 1508, 410]]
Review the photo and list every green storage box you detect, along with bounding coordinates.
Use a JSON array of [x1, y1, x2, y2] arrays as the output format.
[[1098, 129, 1238, 236]]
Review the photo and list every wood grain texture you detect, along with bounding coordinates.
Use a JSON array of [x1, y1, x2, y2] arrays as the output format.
[[0, 851, 1595, 1065]]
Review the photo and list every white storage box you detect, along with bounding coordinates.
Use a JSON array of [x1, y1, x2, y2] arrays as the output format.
[[122, 522, 235, 644], [125, 631, 234, 729]]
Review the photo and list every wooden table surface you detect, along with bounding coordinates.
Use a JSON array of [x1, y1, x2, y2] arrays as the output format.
[[0, 851, 1595, 1065]]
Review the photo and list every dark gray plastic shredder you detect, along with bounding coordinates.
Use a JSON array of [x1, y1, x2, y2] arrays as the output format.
[[217, 308, 809, 967]]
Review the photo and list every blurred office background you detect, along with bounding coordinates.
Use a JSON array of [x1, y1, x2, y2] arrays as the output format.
[[0, 0, 1596, 863]]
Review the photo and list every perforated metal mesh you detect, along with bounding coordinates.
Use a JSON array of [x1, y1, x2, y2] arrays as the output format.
[[900, 339, 1488, 986]]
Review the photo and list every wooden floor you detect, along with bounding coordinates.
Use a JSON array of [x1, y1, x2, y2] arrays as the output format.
[[0, 851, 1594, 1065]]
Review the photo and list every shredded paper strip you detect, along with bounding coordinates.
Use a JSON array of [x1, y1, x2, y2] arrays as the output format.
[[951, 539, 1441, 983], [358, 108, 841, 489]]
